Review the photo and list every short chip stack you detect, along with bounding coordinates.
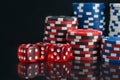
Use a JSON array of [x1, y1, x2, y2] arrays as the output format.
[[101, 36, 120, 63], [100, 62, 120, 80], [109, 3, 120, 37], [43, 16, 78, 44], [67, 28, 102, 61], [69, 61, 99, 80], [73, 3, 106, 36]]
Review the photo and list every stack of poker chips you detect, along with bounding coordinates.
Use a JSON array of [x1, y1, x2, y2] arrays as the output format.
[[109, 3, 120, 37], [67, 28, 102, 61], [73, 3, 106, 36], [68, 61, 99, 80], [101, 36, 120, 63], [43, 16, 78, 44], [100, 62, 120, 80]]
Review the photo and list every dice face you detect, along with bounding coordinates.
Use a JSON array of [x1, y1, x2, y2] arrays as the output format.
[[18, 44, 40, 62], [18, 62, 39, 79], [47, 44, 72, 62], [36, 42, 52, 60]]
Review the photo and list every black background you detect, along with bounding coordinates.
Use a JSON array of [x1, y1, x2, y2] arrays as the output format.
[[1, 0, 120, 79]]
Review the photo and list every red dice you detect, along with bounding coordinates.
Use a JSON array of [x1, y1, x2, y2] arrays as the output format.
[[47, 44, 72, 62], [36, 42, 52, 60], [18, 62, 39, 79], [18, 44, 40, 62]]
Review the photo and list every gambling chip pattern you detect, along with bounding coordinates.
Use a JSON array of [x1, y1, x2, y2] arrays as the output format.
[[73, 3, 106, 36], [109, 3, 120, 37], [43, 16, 78, 44], [67, 28, 102, 61], [101, 36, 120, 63]]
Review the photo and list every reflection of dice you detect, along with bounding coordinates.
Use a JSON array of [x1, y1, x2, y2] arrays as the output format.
[[47, 44, 72, 62], [36, 42, 52, 60], [18, 44, 40, 62], [47, 61, 71, 78], [38, 61, 48, 76], [17, 62, 39, 79]]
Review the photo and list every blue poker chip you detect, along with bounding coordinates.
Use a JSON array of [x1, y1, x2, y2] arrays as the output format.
[[77, 16, 104, 21], [101, 66, 120, 72], [102, 36, 120, 44], [102, 45, 120, 51], [73, 3, 104, 7], [101, 52, 120, 57], [101, 58, 120, 63]]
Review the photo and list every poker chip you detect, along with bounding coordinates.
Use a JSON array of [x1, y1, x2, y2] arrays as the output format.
[[102, 37, 120, 45], [101, 36, 120, 63], [44, 16, 78, 44], [67, 28, 101, 61], [109, 3, 120, 37], [46, 16, 77, 21], [73, 3, 106, 36]]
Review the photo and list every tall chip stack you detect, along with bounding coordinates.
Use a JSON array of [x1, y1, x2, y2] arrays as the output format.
[[101, 36, 120, 63], [109, 3, 120, 37], [67, 28, 102, 61], [73, 3, 106, 36], [43, 16, 78, 44]]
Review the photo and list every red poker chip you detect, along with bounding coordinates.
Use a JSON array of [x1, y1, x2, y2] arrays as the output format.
[[67, 28, 102, 36], [67, 38, 100, 42], [45, 26, 68, 30], [43, 40, 66, 44], [102, 42, 120, 47], [102, 55, 120, 60], [46, 20, 78, 24], [44, 31, 65, 36], [74, 57, 98, 61], [43, 37, 66, 41], [101, 49, 120, 54], [44, 34, 66, 38], [70, 44, 98, 48]]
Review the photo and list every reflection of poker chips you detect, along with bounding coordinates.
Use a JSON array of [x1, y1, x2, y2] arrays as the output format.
[[109, 3, 120, 37], [73, 53, 97, 57], [73, 3, 105, 36], [74, 57, 98, 61], [44, 16, 78, 44], [101, 36, 120, 63], [73, 50, 97, 54], [69, 60, 99, 80], [100, 62, 120, 80]]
